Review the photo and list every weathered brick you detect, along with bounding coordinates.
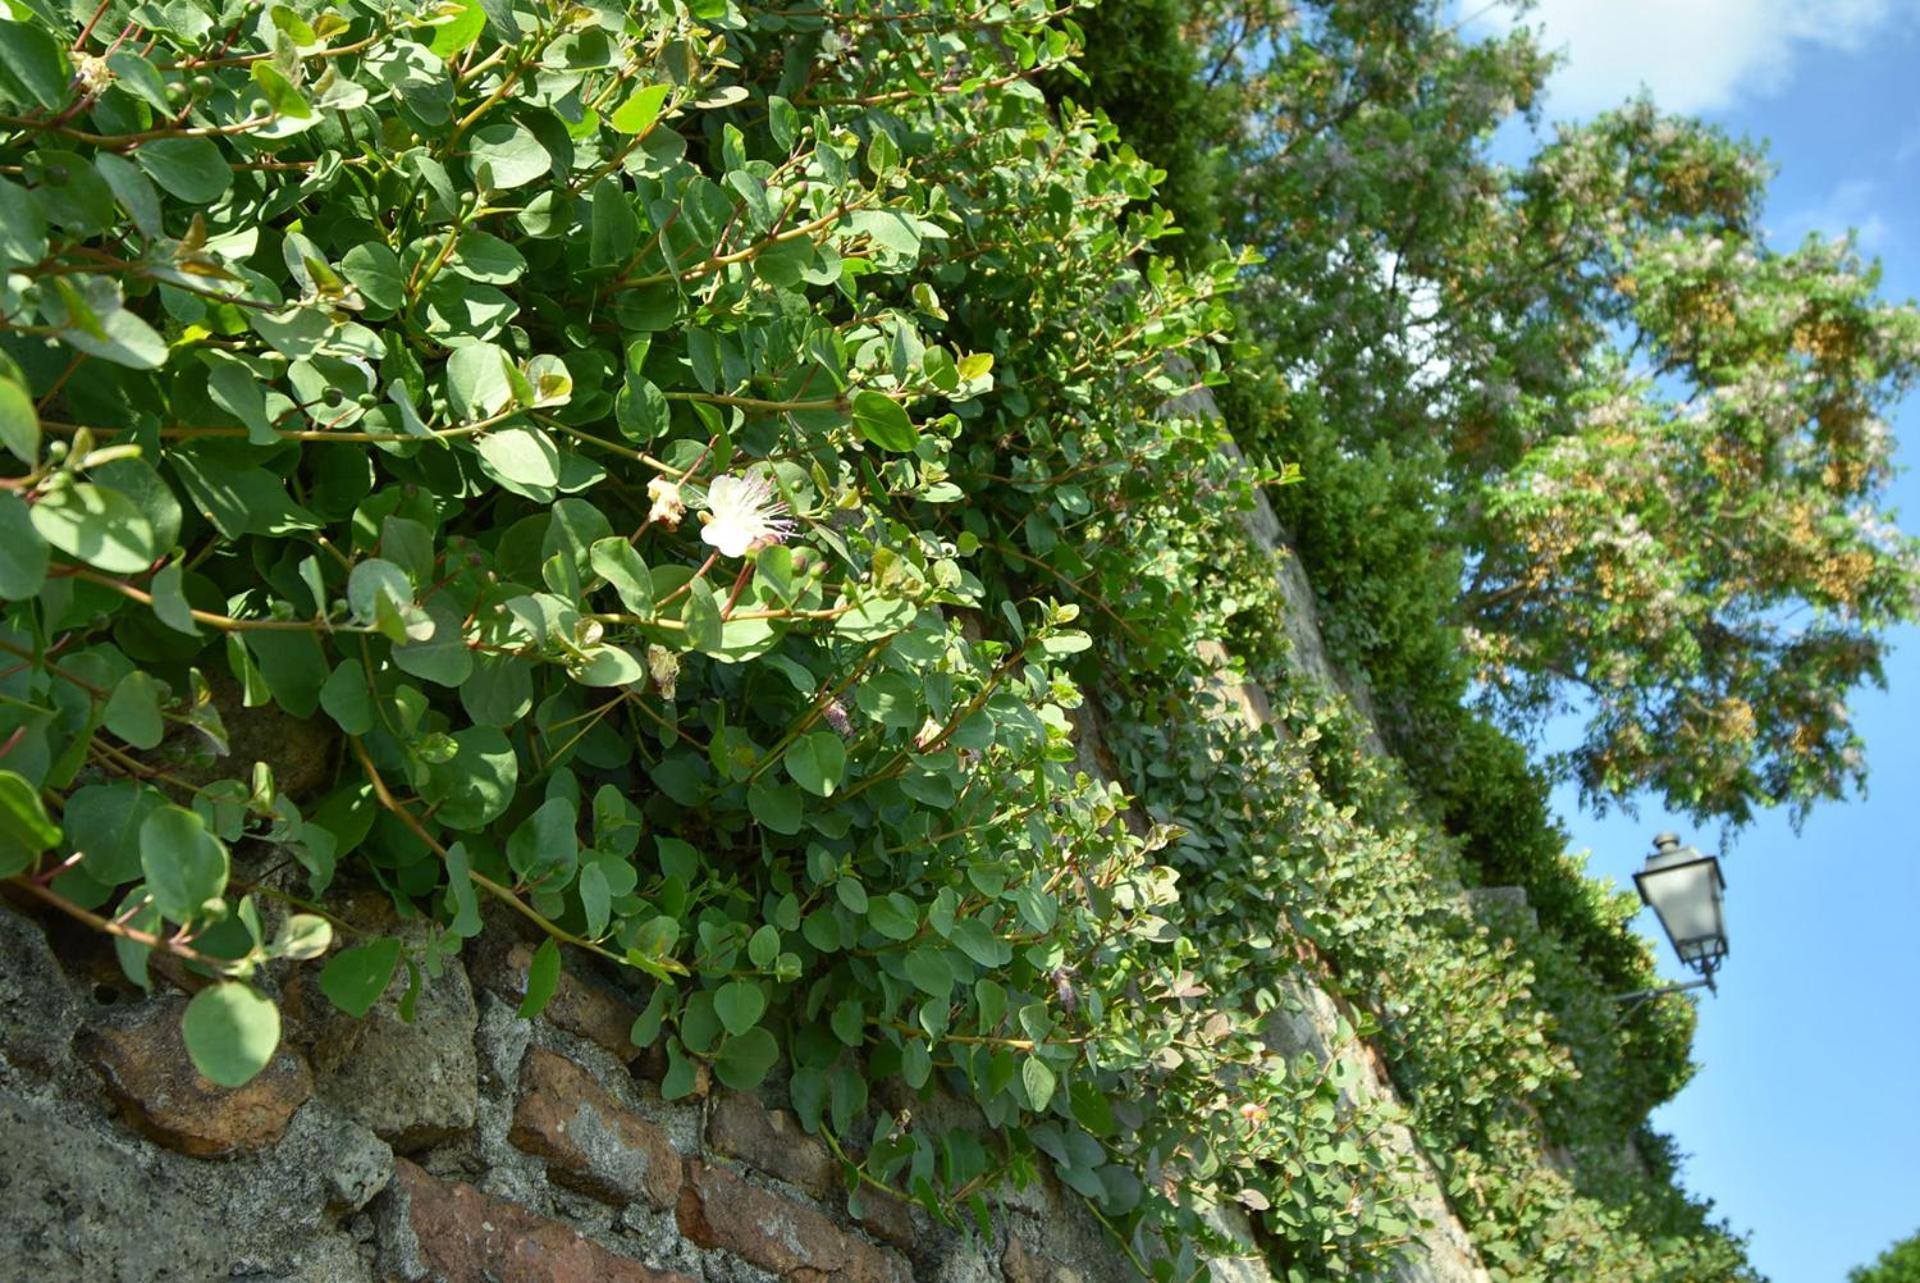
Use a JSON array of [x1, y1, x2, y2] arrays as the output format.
[[510, 1047, 681, 1208], [707, 1091, 836, 1197], [677, 1160, 911, 1283], [385, 1158, 695, 1283], [480, 940, 647, 1062], [82, 995, 311, 1158], [1004, 1233, 1090, 1283], [853, 1185, 916, 1250]]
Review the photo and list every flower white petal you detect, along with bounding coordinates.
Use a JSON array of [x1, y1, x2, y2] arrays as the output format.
[[698, 472, 793, 558]]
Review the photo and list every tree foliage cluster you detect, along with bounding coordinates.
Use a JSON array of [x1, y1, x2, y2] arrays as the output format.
[[0, 0, 1894, 1279]]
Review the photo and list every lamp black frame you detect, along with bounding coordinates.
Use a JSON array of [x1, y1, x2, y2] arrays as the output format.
[[1619, 849, 1728, 1006], [1632, 853, 1728, 973]]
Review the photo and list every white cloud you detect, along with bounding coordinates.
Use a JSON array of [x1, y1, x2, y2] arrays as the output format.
[[1774, 179, 1892, 252], [1479, 0, 1914, 119]]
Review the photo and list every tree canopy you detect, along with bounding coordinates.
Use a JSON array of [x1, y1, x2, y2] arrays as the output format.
[[1088, 0, 1920, 826]]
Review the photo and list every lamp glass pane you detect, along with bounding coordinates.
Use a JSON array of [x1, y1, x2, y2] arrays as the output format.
[[1645, 861, 1721, 954]]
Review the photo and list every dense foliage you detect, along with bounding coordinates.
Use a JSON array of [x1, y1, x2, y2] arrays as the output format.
[[0, 0, 1896, 1279], [1853, 1227, 1920, 1283]]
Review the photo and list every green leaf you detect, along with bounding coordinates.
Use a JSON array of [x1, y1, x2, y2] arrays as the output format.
[[134, 137, 232, 205], [0, 366, 39, 463], [104, 670, 166, 750], [29, 482, 157, 573], [747, 780, 804, 835], [570, 643, 646, 687], [445, 341, 514, 418], [319, 659, 375, 735], [341, 242, 405, 313], [53, 294, 168, 369], [589, 537, 653, 617], [783, 732, 847, 797], [181, 984, 281, 1088], [474, 426, 561, 492], [0, 175, 46, 270], [518, 937, 561, 1018], [422, 727, 518, 830], [834, 595, 915, 642], [505, 795, 578, 885], [589, 178, 638, 269], [0, 769, 59, 878], [948, 917, 1013, 968], [714, 979, 766, 1036], [610, 83, 671, 134], [614, 371, 669, 441], [318, 936, 402, 1017], [427, 0, 487, 56], [851, 390, 918, 451], [1021, 1056, 1057, 1112], [748, 923, 780, 968], [273, 913, 334, 961], [202, 352, 277, 445], [450, 231, 525, 284], [0, 491, 48, 598], [109, 157, 175, 239], [904, 946, 951, 1000], [444, 842, 484, 937], [0, 20, 69, 111], [63, 781, 162, 885], [139, 804, 228, 924], [714, 1025, 779, 1090], [578, 860, 611, 939], [902, 1039, 932, 1089], [468, 121, 550, 189], [866, 892, 919, 942], [148, 561, 197, 634]]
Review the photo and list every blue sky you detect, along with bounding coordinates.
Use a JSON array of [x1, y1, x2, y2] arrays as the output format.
[[1484, 3, 1920, 1278]]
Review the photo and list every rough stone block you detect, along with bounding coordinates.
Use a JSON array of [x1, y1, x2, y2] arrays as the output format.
[[510, 1047, 682, 1209], [297, 944, 479, 1150], [82, 994, 312, 1157], [381, 1157, 695, 1283], [479, 939, 647, 1062], [677, 1160, 910, 1283], [706, 1091, 836, 1198]]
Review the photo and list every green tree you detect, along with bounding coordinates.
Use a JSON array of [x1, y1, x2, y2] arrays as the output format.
[[1852, 1228, 1920, 1283], [1176, 1, 1920, 826]]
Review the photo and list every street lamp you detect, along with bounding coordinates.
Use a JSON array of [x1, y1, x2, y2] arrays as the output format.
[[1617, 832, 1728, 1003]]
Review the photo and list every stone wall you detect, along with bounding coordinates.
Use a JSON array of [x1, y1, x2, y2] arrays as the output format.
[[1, 906, 1141, 1283]]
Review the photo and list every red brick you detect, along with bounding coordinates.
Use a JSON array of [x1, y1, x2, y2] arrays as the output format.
[[677, 1160, 910, 1283], [82, 996, 311, 1158], [509, 1048, 681, 1208], [480, 941, 647, 1062], [1004, 1233, 1091, 1283], [707, 1091, 837, 1197], [387, 1158, 694, 1283]]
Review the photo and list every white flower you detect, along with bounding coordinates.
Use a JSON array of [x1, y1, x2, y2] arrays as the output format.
[[647, 477, 686, 530], [699, 473, 795, 558]]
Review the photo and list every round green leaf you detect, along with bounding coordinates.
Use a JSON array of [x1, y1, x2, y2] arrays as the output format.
[[318, 936, 403, 1018], [0, 768, 59, 878], [0, 491, 48, 598], [851, 389, 918, 451], [714, 979, 766, 1037], [139, 804, 229, 924], [713, 1025, 779, 1091], [783, 731, 847, 797], [467, 122, 550, 190], [29, 482, 157, 573], [134, 137, 232, 205], [182, 983, 282, 1088]]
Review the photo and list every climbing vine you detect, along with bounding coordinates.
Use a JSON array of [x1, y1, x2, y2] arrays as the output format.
[[0, 1, 1778, 1279]]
